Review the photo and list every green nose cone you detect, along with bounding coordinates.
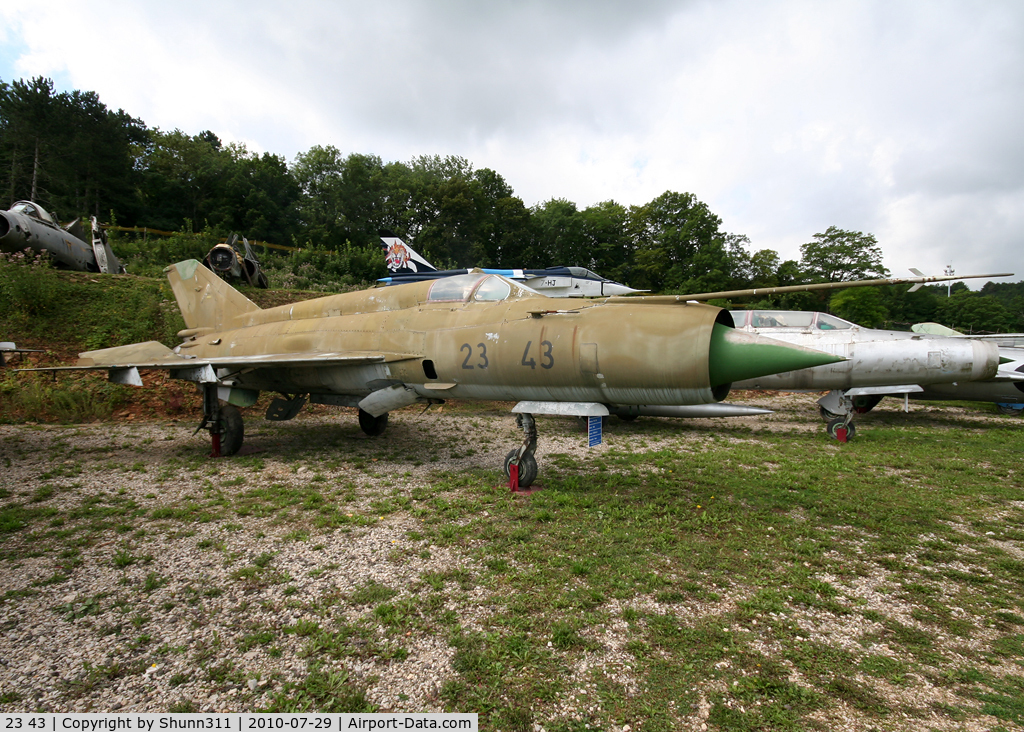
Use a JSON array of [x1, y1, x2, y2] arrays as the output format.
[[708, 323, 844, 387]]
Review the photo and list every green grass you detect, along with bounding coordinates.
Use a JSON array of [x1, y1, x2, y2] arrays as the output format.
[[1, 400, 1023, 723]]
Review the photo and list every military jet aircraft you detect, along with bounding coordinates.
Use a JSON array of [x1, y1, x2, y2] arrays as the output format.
[[378, 233, 644, 297], [727, 308, 1020, 439], [0, 201, 125, 273], [204, 233, 269, 288], [32, 259, 844, 488], [895, 322, 1024, 414]]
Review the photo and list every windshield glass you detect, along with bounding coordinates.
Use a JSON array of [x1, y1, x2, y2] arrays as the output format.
[[473, 275, 512, 301], [750, 311, 814, 328], [11, 201, 54, 223], [428, 274, 489, 302], [815, 313, 854, 330], [729, 311, 748, 327]]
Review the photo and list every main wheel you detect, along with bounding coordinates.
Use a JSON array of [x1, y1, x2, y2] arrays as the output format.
[[358, 409, 389, 436], [996, 404, 1024, 416], [219, 404, 244, 456], [826, 417, 855, 442], [819, 405, 841, 421], [853, 395, 883, 414], [504, 449, 538, 489]]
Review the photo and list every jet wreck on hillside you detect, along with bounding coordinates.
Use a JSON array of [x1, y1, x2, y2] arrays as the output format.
[[204, 233, 269, 288], [0, 201, 125, 273]]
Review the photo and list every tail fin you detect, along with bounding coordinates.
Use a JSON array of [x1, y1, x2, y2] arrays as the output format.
[[165, 259, 260, 332], [379, 231, 437, 274]]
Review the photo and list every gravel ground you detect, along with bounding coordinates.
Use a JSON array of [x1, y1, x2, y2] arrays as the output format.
[[0, 393, 1021, 729]]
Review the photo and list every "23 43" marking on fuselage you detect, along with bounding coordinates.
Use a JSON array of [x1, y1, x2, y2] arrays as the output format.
[[459, 340, 554, 369]]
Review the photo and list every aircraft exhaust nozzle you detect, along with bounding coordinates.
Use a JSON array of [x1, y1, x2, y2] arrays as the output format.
[[0, 212, 10, 240], [970, 340, 1001, 381], [707, 323, 844, 387]]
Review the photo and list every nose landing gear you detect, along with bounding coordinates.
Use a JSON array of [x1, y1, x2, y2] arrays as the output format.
[[504, 412, 539, 490]]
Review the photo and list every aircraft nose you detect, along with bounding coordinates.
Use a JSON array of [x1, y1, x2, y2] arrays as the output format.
[[707, 323, 844, 387]]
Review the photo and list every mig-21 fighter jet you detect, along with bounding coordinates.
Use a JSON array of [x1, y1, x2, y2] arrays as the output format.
[[728, 305, 1020, 439], [29, 260, 844, 487]]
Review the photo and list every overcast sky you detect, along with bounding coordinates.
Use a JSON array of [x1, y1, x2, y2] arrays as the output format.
[[2, 0, 1022, 286]]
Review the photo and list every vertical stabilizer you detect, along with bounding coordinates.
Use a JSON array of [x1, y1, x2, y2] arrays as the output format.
[[380, 232, 437, 274], [166, 259, 261, 332]]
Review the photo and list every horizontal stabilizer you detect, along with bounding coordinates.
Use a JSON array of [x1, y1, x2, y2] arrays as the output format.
[[78, 341, 176, 366]]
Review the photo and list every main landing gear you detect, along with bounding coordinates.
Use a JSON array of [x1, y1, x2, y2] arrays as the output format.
[[504, 412, 539, 490], [198, 384, 245, 457], [817, 391, 884, 442], [199, 386, 391, 457]]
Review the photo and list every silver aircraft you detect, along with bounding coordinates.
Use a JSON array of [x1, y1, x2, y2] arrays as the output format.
[[902, 322, 1024, 415], [727, 309, 1021, 440], [0, 201, 124, 273]]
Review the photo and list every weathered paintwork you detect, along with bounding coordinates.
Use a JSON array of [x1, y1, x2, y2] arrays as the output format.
[[75, 263, 841, 412], [0, 201, 123, 273]]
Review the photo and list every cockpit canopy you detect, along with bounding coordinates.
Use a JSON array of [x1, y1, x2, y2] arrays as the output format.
[[427, 273, 542, 303], [730, 310, 856, 330], [10, 201, 57, 225]]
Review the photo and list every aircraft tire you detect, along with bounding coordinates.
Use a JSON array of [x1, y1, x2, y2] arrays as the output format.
[[819, 405, 841, 421], [617, 413, 638, 422], [358, 409, 389, 436], [219, 404, 244, 456], [504, 449, 538, 489], [996, 404, 1023, 416], [826, 417, 855, 442], [853, 395, 883, 414]]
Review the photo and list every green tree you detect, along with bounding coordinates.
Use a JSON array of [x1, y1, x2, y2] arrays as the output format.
[[532, 198, 584, 269], [935, 291, 1014, 333], [800, 226, 889, 283], [630, 191, 732, 293], [215, 144, 299, 244], [0, 76, 145, 220], [290, 144, 346, 247], [829, 287, 889, 327], [579, 200, 632, 282], [135, 128, 227, 231]]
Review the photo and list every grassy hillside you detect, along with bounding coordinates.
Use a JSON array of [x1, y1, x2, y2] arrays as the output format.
[[0, 257, 355, 424]]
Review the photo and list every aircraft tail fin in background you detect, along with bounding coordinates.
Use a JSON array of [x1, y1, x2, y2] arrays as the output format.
[[380, 231, 437, 275], [165, 259, 261, 332]]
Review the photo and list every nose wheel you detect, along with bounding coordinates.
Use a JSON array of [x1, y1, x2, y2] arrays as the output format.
[[826, 417, 855, 443], [504, 413, 539, 490], [818, 390, 857, 442]]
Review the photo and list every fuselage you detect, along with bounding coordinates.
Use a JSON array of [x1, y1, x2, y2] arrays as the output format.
[[0, 201, 98, 271], [729, 309, 1001, 390], [177, 273, 727, 406], [163, 272, 838, 409]]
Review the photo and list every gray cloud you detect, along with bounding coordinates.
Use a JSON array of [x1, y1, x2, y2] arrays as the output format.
[[2, 0, 1023, 280]]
